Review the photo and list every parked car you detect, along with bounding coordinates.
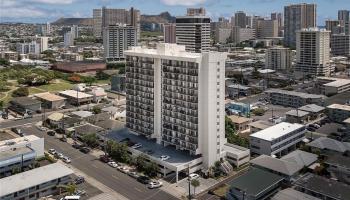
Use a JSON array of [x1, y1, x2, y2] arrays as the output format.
[[55, 153, 64, 159], [48, 149, 56, 155], [137, 176, 151, 184], [127, 171, 140, 179], [307, 127, 316, 132], [74, 190, 86, 196], [74, 176, 85, 184], [117, 166, 129, 173], [160, 155, 170, 161], [108, 161, 118, 168], [79, 147, 90, 154], [131, 143, 142, 149], [11, 128, 23, 136], [60, 136, 67, 142], [99, 155, 110, 163], [72, 142, 81, 149], [189, 173, 200, 180], [147, 181, 163, 189], [47, 131, 56, 136], [62, 157, 71, 163]]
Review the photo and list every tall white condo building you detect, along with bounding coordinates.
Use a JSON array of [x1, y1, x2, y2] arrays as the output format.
[[124, 43, 227, 167]]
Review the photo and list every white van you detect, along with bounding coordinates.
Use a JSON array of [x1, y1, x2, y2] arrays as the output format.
[[60, 196, 80, 200]]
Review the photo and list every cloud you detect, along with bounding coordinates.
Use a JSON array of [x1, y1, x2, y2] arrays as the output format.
[[26, 0, 75, 4], [160, 0, 206, 6]]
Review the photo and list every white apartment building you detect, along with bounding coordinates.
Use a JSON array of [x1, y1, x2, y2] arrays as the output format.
[[36, 37, 48, 53], [331, 34, 350, 57], [16, 41, 40, 55], [216, 28, 232, 44], [103, 24, 137, 61], [231, 26, 256, 44], [265, 47, 292, 71], [250, 122, 306, 157], [295, 28, 332, 77], [257, 19, 278, 39], [124, 43, 227, 168], [316, 77, 350, 96], [176, 15, 210, 53]]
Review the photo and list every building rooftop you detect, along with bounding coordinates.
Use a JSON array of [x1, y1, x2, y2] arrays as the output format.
[[343, 117, 350, 124], [74, 123, 105, 136], [228, 167, 284, 197], [327, 104, 350, 112], [272, 188, 321, 200], [248, 120, 274, 130], [324, 153, 350, 169], [286, 109, 309, 117], [318, 77, 350, 88], [47, 112, 66, 122], [250, 122, 305, 142], [265, 89, 326, 99], [0, 146, 34, 161], [227, 84, 251, 90], [227, 115, 252, 124], [294, 173, 350, 200], [250, 155, 303, 176], [71, 110, 93, 118], [0, 163, 73, 197], [0, 135, 40, 145], [10, 97, 41, 106], [34, 92, 66, 102], [59, 90, 93, 99], [307, 137, 350, 153], [106, 128, 201, 167], [298, 104, 325, 113], [223, 143, 250, 155], [281, 150, 318, 167]]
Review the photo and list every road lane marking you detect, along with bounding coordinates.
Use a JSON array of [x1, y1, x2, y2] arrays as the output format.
[[134, 187, 143, 193]]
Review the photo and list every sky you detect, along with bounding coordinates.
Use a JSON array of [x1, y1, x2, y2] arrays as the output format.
[[0, 0, 349, 24]]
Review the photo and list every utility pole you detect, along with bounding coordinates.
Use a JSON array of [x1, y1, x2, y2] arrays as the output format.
[[188, 164, 191, 200]]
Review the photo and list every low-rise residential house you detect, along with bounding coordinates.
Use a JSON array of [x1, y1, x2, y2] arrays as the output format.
[[226, 84, 251, 98], [59, 90, 93, 105], [226, 167, 284, 200], [298, 104, 325, 120], [285, 109, 310, 124], [294, 173, 350, 200], [34, 92, 66, 110], [88, 87, 107, 103], [223, 143, 250, 167], [307, 137, 350, 154], [72, 123, 105, 139], [227, 115, 253, 133], [9, 97, 41, 115], [324, 153, 350, 184], [248, 120, 274, 134], [272, 188, 321, 200]]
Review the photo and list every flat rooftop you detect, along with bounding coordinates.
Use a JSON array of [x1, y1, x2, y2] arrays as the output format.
[[286, 109, 309, 117], [35, 92, 66, 101], [265, 89, 326, 99], [250, 122, 305, 141], [294, 173, 350, 200], [106, 128, 201, 167], [0, 135, 41, 146], [59, 90, 92, 99], [0, 163, 73, 197], [327, 104, 350, 111], [272, 188, 321, 200], [0, 146, 34, 161], [318, 77, 350, 87], [228, 167, 284, 197], [298, 104, 325, 113], [227, 115, 252, 124], [227, 84, 251, 90], [248, 120, 274, 130]]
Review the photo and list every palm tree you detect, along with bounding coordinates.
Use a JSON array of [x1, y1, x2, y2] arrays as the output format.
[[58, 183, 77, 195], [191, 179, 200, 196]]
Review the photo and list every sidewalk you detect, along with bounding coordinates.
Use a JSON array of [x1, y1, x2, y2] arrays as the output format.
[[59, 160, 129, 200]]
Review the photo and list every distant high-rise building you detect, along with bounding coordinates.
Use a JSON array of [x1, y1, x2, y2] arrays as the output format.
[[230, 16, 235, 26], [284, 3, 317, 47], [271, 12, 284, 36], [231, 26, 256, 44], [331, 34, 350, 57], [187, 7, 206, 16], [257, 19, 278, 38], [235, 11, 247, 28], [325, 20, 342, 35], [163, 23, 176, 43], [103, 24, 137, 61], [16, 41, 40, 55], [46, 22, 51, 35], [176, 12, 210, 52], [215, 28, 232, 44], [338, 10, 350, 25], [64, 32, 74, 47], [93, 7, 140, 39], [71, 25, 79, 39], [296, 28, 331, 77], [36, 37, 48, 53], [265, 47, 292, 71], [124, 43, 228, 168], [93, 9, 102, 37]]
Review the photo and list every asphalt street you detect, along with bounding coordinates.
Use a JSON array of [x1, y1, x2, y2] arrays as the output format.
[[20, 125, 179, 200]]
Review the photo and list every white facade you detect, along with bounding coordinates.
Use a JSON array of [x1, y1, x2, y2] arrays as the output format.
[[36, 37, 48, 53], [16, 41, 40, 55], [250, 122, 306, 156], [176, 16, 211, 53], [124, 43, 227, 168], [103, 24, 137, 61], [296, 28, 331, 76], [215, 28, 232, 44], [64, 31, 74, 47], [265, 47, 292, 71], [231, 26, 256, 44]]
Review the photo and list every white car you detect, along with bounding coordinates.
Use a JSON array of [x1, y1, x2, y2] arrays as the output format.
[[48, 149, 56, 155], [160, 155, 170, 161], [132, 143, 142, 149], [147, 181, 163, 189], [108, 161, 118, 168], [189, 173, 200, 180], [62, 157, 71, 163], [56, 153, 64, 159]]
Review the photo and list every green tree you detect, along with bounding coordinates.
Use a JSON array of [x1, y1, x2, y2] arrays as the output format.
[[83, 51, 93, 59], [252, 108, 265, 116], [96, 70, 110, 80], [144, 161, 158, 177], [81, 133, 99, 148], [12, 87, 29, 97], [92, 105, 102, 114], [82, 76, 96, 86], [135, 154, 148, 171], [106, 140, 131, 163], [191, 179, 200, 196], [59, 183, 77, 195], [0, 58, 10, 66]]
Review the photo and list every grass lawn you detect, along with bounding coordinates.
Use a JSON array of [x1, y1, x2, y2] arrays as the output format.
[[37, 80, 73, 92], [28, 87, 45, 95]]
